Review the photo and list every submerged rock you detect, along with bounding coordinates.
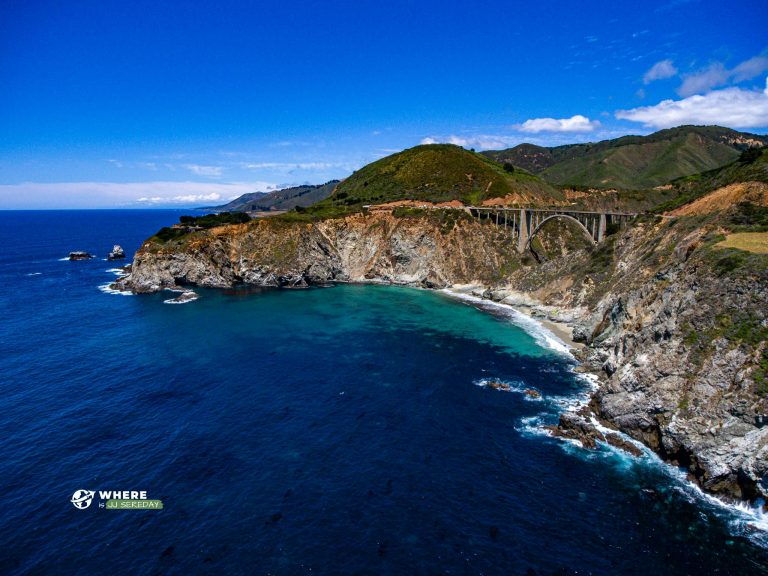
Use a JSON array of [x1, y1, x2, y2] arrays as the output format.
[[163, 290, 199, 305], [486, 380, 512, 392], [68, 251, 94, 260], [107, 245, 125, 260]]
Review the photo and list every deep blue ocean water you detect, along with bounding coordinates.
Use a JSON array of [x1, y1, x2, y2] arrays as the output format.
[[2, 210, 768, 575]]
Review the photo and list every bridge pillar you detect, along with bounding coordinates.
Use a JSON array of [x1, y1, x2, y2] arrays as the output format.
[[517, 208, 528, 253], [597, 213, 607, 242]]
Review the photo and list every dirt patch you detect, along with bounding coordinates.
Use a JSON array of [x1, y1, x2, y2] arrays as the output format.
[[669, 182, 768, 217]]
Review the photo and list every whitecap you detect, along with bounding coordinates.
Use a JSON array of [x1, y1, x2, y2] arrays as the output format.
[[25, 272, 42, 276], [98, 282, 133, 296]]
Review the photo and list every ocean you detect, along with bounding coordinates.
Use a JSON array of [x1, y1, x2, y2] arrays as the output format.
[[2, 210, 768, 575]]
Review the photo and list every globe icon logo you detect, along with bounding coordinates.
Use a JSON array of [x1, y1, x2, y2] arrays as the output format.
[[71, 490, 95, 509]]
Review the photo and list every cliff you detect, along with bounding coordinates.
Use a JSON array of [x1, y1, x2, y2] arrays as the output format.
[[115, 193, 768, 502]]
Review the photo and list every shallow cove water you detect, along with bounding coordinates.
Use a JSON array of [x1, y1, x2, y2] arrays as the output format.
[[2, 210, 768, 575]]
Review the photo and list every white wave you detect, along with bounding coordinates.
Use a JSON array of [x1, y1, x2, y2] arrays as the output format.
[[440, 289, 573, 356], [515, 415, 556, 438], [98, 282, 133, 296], [105, 268, 127, 276], [544, 408, 768, 547], [548, 372, 600, 414], [25, 272, 42, 276], [57, 257, 70, 261], [643, 446, 768, 545]]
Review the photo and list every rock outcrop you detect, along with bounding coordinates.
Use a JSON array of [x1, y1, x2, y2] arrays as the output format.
[[68, 251, 94, 260], [114, 209, 768, 502]]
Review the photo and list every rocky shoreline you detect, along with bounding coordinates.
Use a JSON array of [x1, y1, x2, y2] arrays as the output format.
[[111, 209, 768, 503]]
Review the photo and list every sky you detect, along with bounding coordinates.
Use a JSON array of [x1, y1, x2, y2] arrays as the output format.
[[1, 0, 767, 208]]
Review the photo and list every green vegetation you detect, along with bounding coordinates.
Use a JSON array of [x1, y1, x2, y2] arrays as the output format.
[[152, 227, 190, 243], [654, 147, 768, 213], [179, 212, 251, 228], [683, 312, 768, 388], [273, 204, 360, 223], [754, 351, 768, 396], [149, 212, 250, 244], [324, 144, 562, 207], [729, 202, 768, 230], [483, 126, 768, 190]]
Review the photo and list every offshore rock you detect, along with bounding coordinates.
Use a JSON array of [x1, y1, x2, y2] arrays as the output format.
[[108, 245, 126, 260], [68, 251, 94, 260]]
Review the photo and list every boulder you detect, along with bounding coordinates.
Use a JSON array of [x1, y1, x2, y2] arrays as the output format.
[[68, 251, 94, 260]]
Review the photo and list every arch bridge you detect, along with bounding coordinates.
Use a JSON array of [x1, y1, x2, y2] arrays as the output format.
[[466, 207, 637, 253]]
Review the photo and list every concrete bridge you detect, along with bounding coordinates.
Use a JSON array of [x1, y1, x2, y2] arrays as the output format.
[[466, 207, 637, 253]]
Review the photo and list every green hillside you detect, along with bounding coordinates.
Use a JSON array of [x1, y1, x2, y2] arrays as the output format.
[[483, 126, 768, 190], [655, 146, 768, 212], [326, 144, 563, 206]]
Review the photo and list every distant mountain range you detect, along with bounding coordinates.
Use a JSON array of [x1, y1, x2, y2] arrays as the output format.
[[482, 125, 768, 189], [206, 180, 340, 212]]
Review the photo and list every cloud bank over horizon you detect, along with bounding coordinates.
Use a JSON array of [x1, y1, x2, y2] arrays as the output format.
[[0, 181, 280, 209]]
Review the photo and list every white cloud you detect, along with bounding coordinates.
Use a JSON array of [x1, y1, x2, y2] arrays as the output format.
[[241, 161, 358, 172], [678, 63, 730, 97], [182, 164, 224, 177], [419, 134, 518, 150], [0, 181, 278, 209], [515, 115, 600, 133], [615, 79, 768, 129], [678, 53, 768, 97], [732, 55, 768, 83], [137, 192, 224, 204], [643, 59, 678, 84]]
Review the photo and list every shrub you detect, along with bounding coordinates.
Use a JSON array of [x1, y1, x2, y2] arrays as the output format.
[[739, 147, 763, 165]]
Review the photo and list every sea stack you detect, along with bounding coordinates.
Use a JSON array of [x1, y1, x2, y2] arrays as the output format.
[[107, 245, 125, 260], [68, 251, 94, 260]]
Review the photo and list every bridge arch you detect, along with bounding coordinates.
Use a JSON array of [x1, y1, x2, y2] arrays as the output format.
[[525, 214, 596, 252]]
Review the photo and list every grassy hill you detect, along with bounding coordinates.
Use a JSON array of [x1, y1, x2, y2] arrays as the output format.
[[483, 126, 768, 190], [325, 144, 563, 206], [655, 146, 768, 212], [207, 180, 339, 212]]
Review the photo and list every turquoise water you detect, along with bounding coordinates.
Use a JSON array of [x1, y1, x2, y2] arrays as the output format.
[[2, 210, 768, 575]]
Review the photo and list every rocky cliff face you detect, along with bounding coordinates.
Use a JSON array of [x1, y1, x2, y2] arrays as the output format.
[[488, 218, 768, 500], [116, 208, 768, 502]]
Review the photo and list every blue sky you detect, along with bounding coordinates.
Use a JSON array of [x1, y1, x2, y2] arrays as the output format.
[[1, 0, 767, 208]]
